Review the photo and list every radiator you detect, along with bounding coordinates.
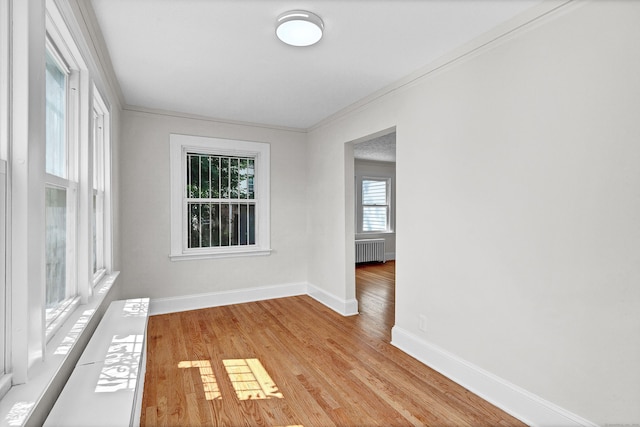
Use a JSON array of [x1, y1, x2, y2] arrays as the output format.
[[355, 239, 386, 263]]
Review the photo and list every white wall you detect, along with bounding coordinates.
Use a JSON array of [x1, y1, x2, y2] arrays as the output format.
[[119, 109, 308, 300], [307, 1, 640, 425], [354, 158, 396, 259]]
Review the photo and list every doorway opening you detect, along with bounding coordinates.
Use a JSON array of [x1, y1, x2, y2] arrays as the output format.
[[351, 129, 396, 341]]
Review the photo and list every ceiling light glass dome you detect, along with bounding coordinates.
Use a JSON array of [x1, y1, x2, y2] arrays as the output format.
[[276, 10, 324, 47]]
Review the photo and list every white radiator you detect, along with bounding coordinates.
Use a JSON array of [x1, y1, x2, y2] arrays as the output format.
[[355, 239, 386, 263]]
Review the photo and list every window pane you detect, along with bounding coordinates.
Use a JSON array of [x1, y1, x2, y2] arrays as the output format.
[[187, 202, 255, 248], [45, 51, 66, 178], [248, 204, 255, 244], [363, 206, 387, 232], [201, 203, 211, 247], [220, 157, 229, 198], [45, 187, 67, 311], [362, 180, 386, 205], [211, 204, 220, 246], [185, 152, 257, 250], [187, 153, 200, 198], [211, 157, 220, 198], [188, 202, 201, 248], [230, 158, 239, 199], [92, 108, 106, 277], [238, 158, 247, 199], [239, 204, 249, 244], [247, 159, 255, 199], [92, 110, 104, 191], [220, 203, 230, 246], [92, 194, 97, 273], [200, 155, 211, 198]]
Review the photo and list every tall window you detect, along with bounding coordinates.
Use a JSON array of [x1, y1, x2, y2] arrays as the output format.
[[170, 134, 271, 260], [0, 0, 9, 381], [362, 178, 390, 232], [44, 40, 78, 329], [92, 91, 108, 283]]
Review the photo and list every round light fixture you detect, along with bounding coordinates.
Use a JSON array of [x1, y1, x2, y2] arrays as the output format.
[[276, 10, 324, 47]]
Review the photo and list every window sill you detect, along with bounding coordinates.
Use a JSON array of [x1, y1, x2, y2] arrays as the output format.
[[170, 248, 272, 261], [0, 272, 120, 426], [357, 231, 395, 236]]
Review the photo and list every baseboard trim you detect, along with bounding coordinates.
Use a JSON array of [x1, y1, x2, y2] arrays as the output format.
[[149, 282, 359, 317], [391, 327, 598, 427], [307, 284, 359, 316], [149, 282, 308, 315]]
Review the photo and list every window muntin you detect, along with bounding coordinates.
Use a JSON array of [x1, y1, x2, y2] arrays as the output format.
[[362, 178, 390, 232], [170, 134, 271, 260]]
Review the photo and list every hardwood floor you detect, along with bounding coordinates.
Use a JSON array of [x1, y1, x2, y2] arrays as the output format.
[[140, 261, 525, 426]]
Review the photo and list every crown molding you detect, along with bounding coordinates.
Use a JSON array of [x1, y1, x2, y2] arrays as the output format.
[[309, 0, 576, 133]]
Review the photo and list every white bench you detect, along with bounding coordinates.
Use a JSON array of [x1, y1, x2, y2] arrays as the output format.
[[44, 298, 149, 427]]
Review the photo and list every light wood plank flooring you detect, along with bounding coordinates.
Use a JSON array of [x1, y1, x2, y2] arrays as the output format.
[[141, 261, 525, 426]]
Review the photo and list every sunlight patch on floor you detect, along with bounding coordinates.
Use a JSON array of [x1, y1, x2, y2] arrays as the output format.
[[223, 358, 284, 400], [178, 358, 283, 401], [178, 360, 221, 400]]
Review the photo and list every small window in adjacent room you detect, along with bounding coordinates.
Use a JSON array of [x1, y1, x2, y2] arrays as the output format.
[[169, 134, 271, 260], [362, 178, 390, 232]]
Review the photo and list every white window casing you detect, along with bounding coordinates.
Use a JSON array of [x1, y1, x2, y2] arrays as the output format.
[[361, 177, 391, 233], [170, 134, 271, 260]]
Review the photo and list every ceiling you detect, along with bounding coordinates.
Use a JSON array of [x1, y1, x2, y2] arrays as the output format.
[[90, 0, 542, 130], [354, 132, 396, 163]]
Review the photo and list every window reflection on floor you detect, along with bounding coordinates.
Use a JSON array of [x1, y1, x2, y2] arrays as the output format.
[[223, 358, 283, 400], [178, 360, 221, 400], [178, 358, 283, 401]]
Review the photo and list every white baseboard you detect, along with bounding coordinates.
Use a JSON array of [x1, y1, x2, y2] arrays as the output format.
[[307, 284, 359, 316], [149, 282, 359, 317], [391, 327, 598, 427], [149, 282, 307, 315], [385, 252, 395, 261]]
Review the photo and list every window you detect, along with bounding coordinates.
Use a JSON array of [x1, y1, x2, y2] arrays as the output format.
[[362, 178, 390, 232], [45, 39, 79, 329], [170, 134, 271, 260], [0, 161, 5, 383], [0, 0, 117, 411], [185, 153, 256, 248], [92, 89, 108, 284], [0, 0, 9, 383]]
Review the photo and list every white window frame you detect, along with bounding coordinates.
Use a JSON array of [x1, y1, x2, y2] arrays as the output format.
[[0, 0, 9, 387], [44, 34, 81, 335], [361, 177, 391, 233], [169, 134, 271, 260], [91, 88, 108, 285], [0, 161, 7, 393]]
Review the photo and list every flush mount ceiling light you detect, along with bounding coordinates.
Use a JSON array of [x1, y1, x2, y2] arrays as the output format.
[[276, 10, 324, 47]]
